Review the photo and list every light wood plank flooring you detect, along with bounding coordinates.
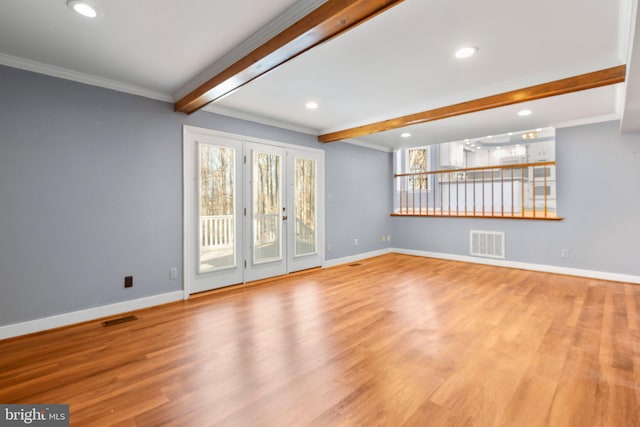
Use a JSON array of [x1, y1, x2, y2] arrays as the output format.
[[1, 254, 639, 426]]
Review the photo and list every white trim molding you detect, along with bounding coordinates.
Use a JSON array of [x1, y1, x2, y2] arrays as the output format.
[[0, 52, 174, 103], [553, 113, 620, 130], [199, 108, 394, 152], [343, 138, 394, 153], [0, 291, 183, 341], [182, 125, 326, 295], [324, 248, 393, 268], [392, 248, 640, 284], [202, 104, 319, 136], [4, 248, 638, 340]]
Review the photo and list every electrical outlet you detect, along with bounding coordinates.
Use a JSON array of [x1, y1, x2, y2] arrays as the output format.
[[169, 268, 177, 279], [387, 235, 391, 242], [381, 236, 386, 243], [561, 249, 569, 258], [354, 238, 359, 246], [327, 244, 332, 252], [124, 275, 133, 288]]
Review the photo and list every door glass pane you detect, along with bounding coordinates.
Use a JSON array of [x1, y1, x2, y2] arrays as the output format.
[[199, 144, 235, 273], [253, 152, 281, 263], [295, 158, 317, 256]]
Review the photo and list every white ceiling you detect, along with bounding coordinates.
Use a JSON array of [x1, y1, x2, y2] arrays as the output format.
[[0, 0, 301, 97], [0, 0, 638, 150]]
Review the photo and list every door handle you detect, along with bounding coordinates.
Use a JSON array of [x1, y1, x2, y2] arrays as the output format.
[[282, 215, 288, 221]]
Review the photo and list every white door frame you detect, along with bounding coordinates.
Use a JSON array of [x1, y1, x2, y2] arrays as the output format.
[[183, 125, 325, 298], [183, 127, 245, 298], [244, 142, 288, 282], [287, 148, 325, 273]]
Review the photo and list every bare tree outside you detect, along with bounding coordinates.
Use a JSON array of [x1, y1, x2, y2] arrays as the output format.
[[295, 158, 316, 255], [198, 146, 318, 268], [199, 144, 235, 271], [253, 152, 281, 261], [408, 148, 428, 191], [200, 145, 235, 216]]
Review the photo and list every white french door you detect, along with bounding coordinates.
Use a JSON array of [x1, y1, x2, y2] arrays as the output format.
[[183, 126, 324, 296], [287, 148, 324, 273], [185, 133, 244, 294], [244, 143, 287, 282]]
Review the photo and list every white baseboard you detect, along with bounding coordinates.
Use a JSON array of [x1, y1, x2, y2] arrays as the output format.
[[4, 249, 637, 340], [392, 248, 640, 284], [324, 248, 393, 268], [0, 291, 183, 341]]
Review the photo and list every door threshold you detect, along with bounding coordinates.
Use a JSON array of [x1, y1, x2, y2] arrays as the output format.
[[189, 266, 324, 299], [253, 266, 324, 284]]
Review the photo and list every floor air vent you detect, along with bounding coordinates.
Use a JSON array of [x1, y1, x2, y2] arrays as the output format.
[[102, 315, 138, 327], [470, 230, 505, 259]]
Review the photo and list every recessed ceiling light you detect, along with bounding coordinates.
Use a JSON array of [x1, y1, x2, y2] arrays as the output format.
[[518, 109, 533, 117], [401, 132, 411, 138], [536, 128, 542, 131], [508, 132, 513, 136], [455, 46, 478, 59], [67, 0, 99, 18], [305, 101, 318, 110], [486, 135, 493, 139]]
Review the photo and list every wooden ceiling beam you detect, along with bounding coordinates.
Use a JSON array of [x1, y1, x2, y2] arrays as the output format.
[[175, 0, 404, 114], [318, 65, 627, 143]]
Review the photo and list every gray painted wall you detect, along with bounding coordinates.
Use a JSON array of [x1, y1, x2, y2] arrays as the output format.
[[5, 63, 636, 328], [324, 142, 392, 259], [392, 120, 640, 275], [0, 65, 391, 326]]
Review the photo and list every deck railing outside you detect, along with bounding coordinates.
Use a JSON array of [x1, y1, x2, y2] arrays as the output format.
[[202, 214, 316, 251], [254, 213, 279, 245], [201, 215, 234, 248], [394, 161, 559, 219]]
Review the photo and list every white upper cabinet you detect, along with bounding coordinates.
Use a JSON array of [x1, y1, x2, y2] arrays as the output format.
[[527, 141, 555, 162], [439, 141, 465, 169], [466, 149, 489, 168]]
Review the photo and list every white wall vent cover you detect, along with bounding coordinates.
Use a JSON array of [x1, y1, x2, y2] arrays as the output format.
[[470, 230, 505, 259]]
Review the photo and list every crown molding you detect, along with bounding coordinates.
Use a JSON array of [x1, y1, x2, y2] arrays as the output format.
[[0, 52, 359, 140], [0, 52, 173, 103], [202, 104, 319, 135], [343, 138, 394, 152], [202, 104, 394, 151], [553, 112, 620, 129]]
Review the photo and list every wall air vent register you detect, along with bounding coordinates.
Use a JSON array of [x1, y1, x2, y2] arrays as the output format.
[[470, 230, 505, 259]]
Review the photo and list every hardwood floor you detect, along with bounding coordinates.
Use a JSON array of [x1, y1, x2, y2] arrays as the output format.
[[1, 254, 639, 426]]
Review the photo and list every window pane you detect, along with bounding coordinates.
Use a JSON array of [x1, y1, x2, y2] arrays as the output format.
[[408, 148, 428, 190], [199, 144, 235, 272], [253, 152, 281, 263], [409, 148, 426, 172], [295, 158, 316, 256]]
